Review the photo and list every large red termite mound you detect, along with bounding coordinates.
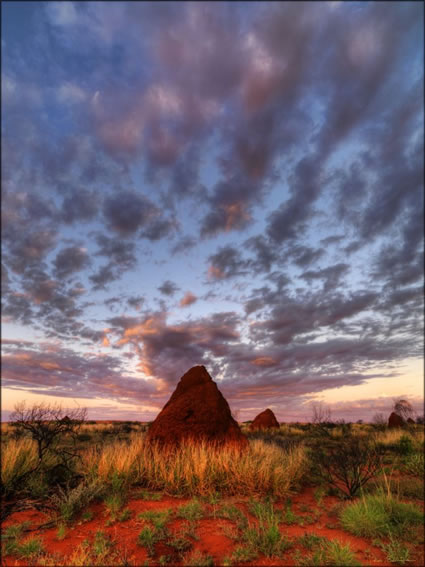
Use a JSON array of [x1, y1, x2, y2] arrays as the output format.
[[146, 365, 248, 448], [249, 408, 280, 430], [388, 412, 405, 428]]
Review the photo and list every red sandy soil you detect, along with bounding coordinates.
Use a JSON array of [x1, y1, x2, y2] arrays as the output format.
[[2, 486, 423, 566]]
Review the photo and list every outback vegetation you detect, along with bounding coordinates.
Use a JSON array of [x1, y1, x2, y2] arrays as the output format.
[[1, 396, 424, 567]]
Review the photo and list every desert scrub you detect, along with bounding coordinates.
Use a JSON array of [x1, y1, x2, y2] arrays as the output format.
[[81, 433, 143, 485], [178, 499, 204, 521], [80, 435, 306, 497], [50, 481, 103, 524], [293, 539, 360, 566], [1, 438, 38, 495], [242, 518, 291, 558], [138, 438, 307, 497], [403, 452, 424, 478], [340, 492, 423, 539], [183, 550, 214, 566]]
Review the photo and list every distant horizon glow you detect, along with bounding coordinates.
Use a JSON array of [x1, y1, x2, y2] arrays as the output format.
[[2, 1, 423, 423]]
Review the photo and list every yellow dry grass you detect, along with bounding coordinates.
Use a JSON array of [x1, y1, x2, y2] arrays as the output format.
[[1, 438, 38, 488], [81, 433, 307, 498]]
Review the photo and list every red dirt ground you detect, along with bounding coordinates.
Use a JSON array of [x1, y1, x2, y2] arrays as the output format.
[[2, 486, 423, 566]]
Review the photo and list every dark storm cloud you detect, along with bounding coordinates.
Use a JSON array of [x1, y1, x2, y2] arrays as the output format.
[[158, 280, 180, 296]]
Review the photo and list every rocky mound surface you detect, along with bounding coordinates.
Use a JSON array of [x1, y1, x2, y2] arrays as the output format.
[[249, 408, 280, 430], [146, 365, 248, 448], [388, 412, 404, 428]]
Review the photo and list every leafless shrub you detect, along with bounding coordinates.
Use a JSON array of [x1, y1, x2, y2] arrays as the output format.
[[8, 401, 86, 489], [313, 436, 383, 499]]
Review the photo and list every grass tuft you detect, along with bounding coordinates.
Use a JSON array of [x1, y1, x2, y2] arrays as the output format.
[[340, 492, 423, 539]]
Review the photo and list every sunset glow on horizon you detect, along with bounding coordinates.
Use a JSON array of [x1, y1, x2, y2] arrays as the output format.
[[2, 1, 423, 423]]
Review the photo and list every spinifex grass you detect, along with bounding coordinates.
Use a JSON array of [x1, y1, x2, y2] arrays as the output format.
[[340, 491, 423, 539], [81, 434, 307, 498]]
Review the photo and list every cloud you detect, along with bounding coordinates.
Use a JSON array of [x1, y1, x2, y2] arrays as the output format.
[[2, 342, 157, 404], [54, 246, 90, 278], [158, 280, 179, 296], [207, 246, 249, 280], [103, 191, 157, 235], [179, 292, 197, 308], [46, 2, 78, 27]]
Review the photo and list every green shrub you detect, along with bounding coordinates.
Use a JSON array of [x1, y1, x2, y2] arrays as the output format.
[[242, 519, 290, 558], [340, 493, 423, 538], [403, 453, 424, 477], [293, 540, 360, 566], [50, 481, 103, 524], [177, 499, 204, 522], [397, 435, 414, 455], [17, 537, 45, 558], [138, 509, 172, 530], [380, 535, 410, 565]]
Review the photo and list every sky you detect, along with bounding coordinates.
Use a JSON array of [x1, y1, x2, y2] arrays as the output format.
[[1, 1, 424, 423]]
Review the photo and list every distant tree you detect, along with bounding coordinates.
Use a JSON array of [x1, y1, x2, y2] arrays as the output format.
[[356, 419, 363, 424], [10, 401, 87, 479], [393, 399, 415, 421], [372, 412, 387, 430], [311, 403, 334, 437], [416, 415, 424, 425]]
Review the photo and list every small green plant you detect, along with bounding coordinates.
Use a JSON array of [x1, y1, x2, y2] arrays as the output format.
[[177, 499, 204, 522], [138, 509, 171, 530], [81, 510, 93, 522], [184, 550, 214, 566], [51, 481, 103, 524], [249, 498, 281, 524], [92, 530, 113, 557], [341, 492, 423, 538], [167, 534, 193, 552], [242, 520, 290, 558], [294, 539, 360, 566], [314, 487, 325, 505], [1, 522, 32, 557], [403, 452, 424, 477], [135, 490, 162, 501], [283, 504, 299, 525], [217, 504, 247, 528], [118, 507, 132, 522], [230, 544, 258, 562], [56, 523, 66, 540], [104, 493, 124, 522], [325, 540, 361, 566], [138, 526, 157, 555], [16, 537, 45, 559], [297, 533, 324, 550], [396, 435, 414, 456], [381, 535, 410, 565]]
